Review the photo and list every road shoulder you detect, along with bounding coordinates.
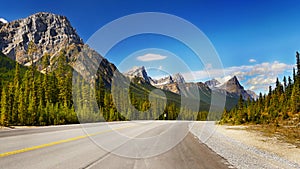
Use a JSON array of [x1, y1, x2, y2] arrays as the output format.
[[190, 121, 300, 169]]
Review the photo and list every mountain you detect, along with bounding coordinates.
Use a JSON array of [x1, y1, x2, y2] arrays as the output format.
[[124, 66, 258, 109], [0, 12, 82, 63], [124, 68, 187, 94], [124, 67, 185, 86], [155, 83, 181, 94], [172, 73, 185, 84], [152, 75, 173, 86], [152, 73, 186, 94], [205, 79, 220, 88], [151, 73, 185, 86], [218, 76, 252, 100], [246, 90, 258, 100], [0, 12, 118, 86], [123, 66, 152, 84], [123, 66, 239, 109]]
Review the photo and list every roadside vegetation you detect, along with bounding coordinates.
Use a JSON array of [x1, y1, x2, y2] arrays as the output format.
[[220, 52, 300, 145]]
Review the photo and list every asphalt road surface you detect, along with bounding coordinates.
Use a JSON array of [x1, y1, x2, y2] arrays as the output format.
[[0, 121, 232, 169]]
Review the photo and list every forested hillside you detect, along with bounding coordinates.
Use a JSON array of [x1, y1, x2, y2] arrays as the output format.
[[220, 52, 300, 127], [0, 12, 238, 127], [0, 47, 215, 126]]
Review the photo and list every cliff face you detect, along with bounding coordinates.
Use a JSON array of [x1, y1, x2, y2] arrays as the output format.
[[0, 12, 82, 64], [0, 12, 119, 86]]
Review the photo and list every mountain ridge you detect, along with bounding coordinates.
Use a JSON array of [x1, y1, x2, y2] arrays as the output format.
[[0, 12, 83, 63], [124, 66, 256, 100], [0, 12, 119, 86], [218, 76, 252, 100]]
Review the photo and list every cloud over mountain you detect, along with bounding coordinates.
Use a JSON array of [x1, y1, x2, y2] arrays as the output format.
[[182, 61, 293, 93]]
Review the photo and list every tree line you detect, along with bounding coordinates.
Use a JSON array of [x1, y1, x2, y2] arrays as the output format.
[[220, 52, 300, 125], [0, 44, 211, 126]]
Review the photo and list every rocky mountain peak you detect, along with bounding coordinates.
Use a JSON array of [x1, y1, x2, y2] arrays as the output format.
[[205, 78, 220, 88], [0, 12, 83, 64], [0, 12, 119, 87], [172, 73, 185, 84], [124, 66, 151, 83], [156, 75, 173, 84], [224, 76, 243, 89], [229, 76, 239, 83], [220, 76, 252, 100]]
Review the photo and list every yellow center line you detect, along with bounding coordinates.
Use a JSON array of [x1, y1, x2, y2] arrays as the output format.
[[0, 125, 135, 158]]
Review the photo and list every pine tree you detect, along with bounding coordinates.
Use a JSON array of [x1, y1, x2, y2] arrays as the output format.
[[286, 76, 293, 98], [109, 108, 115, 121], [1, 88, 9, 126], [18, 86, 26, 125], [293, 68, 296, 83], [291, 51, 300, 113], [37, 74, 45, 106], [291, 81, 300, 113], [12, 63, 21, 125], [12, 82, 19, 125], [42, 53, 50, 72], [7, 83, 14, 125], [283, 76, 287, 90], [96, 76, 105, 109]]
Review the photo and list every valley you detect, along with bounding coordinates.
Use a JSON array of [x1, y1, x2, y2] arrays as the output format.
[[0, 7, 299, 169], [0, 12, 257, 126]]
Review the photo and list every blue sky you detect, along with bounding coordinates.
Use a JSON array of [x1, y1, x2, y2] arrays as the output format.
[[1, 0, 300, 93]]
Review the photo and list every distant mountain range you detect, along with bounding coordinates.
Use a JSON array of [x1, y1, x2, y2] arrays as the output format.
[[0, 12, 256, 115], [124, 66, 257, 100], [124, 66, 187, 94]]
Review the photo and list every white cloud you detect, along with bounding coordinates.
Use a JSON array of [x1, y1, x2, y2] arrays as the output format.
[[249, 59, 256, 63], [182, 61, 293, 93], [249, 86, 258, 91], [0, 18, 8, 23], [246, 75, 275, 86], [136, 53, 167, 62]]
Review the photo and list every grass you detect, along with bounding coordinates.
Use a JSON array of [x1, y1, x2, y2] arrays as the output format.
[[247, 122, 300, 148], [220, 113, 300, 148]]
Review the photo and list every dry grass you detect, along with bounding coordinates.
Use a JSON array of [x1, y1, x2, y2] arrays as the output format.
[[247, 124, 300, 148]]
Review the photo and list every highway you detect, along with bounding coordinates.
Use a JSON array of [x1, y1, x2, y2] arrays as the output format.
[[0, 121, 231, 169]]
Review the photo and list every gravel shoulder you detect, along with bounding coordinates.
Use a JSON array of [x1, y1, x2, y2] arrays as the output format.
[[189, 121, 300, 169]]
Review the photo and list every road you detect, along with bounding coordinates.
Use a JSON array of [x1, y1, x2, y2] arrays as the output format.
[[0, 121, 231, 169]]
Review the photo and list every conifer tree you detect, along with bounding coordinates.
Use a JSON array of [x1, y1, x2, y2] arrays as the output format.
[[18, 86, 26, 125], [12, 63, 21, 125], [1, 88, 8, 126]]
